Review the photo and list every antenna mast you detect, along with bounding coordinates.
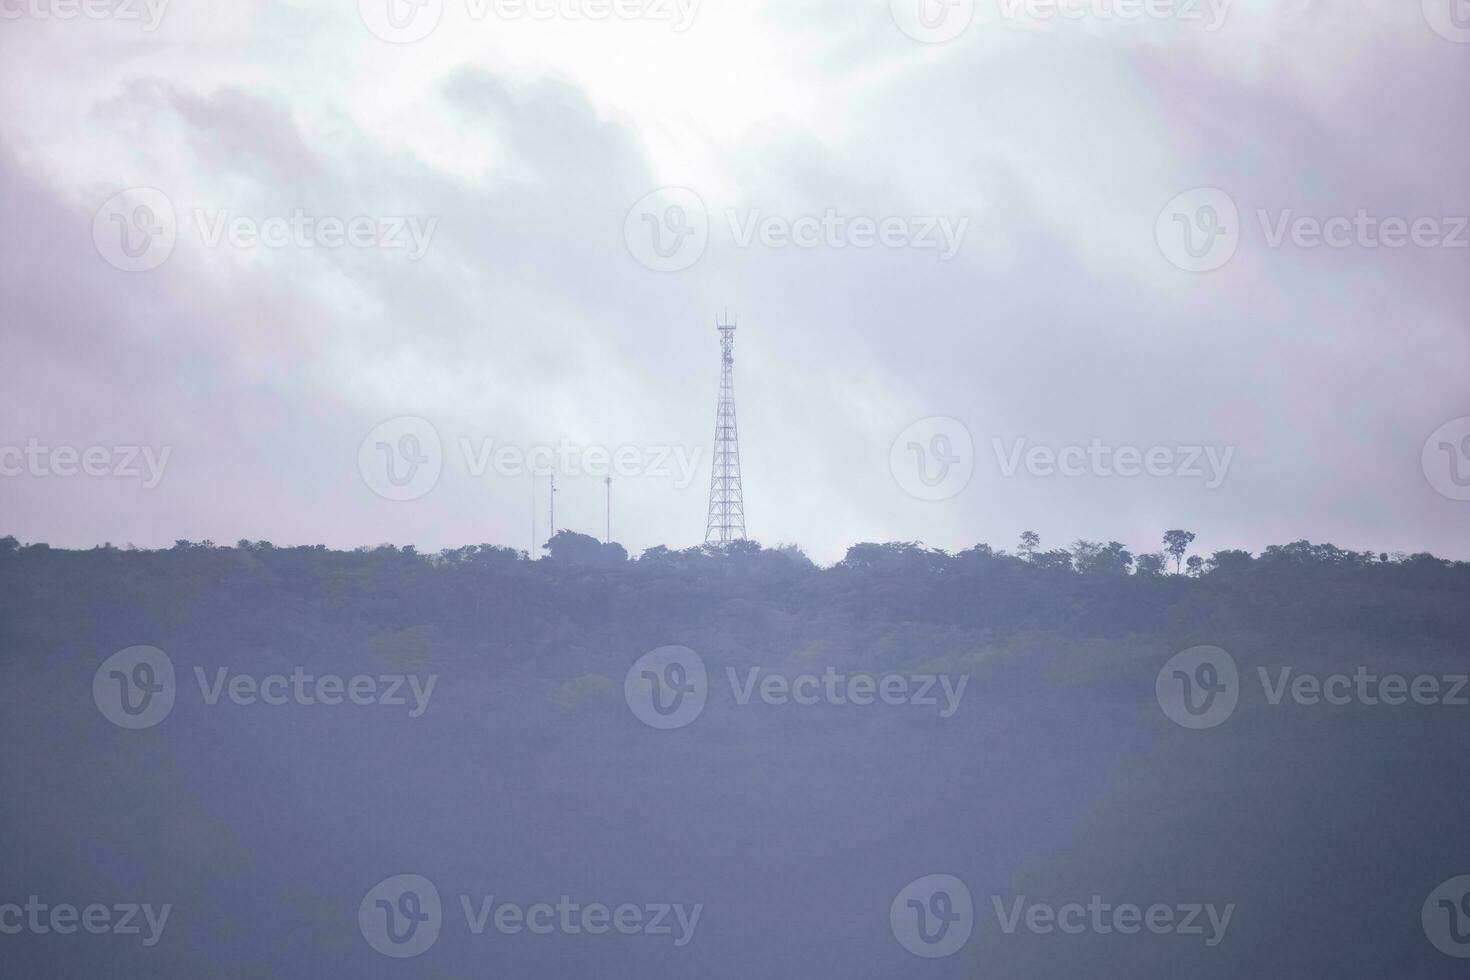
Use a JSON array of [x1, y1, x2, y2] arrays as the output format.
[[705, 314, 746, 545]]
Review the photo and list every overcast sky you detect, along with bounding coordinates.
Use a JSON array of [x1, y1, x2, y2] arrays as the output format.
[[1, 0, 1466, 563]]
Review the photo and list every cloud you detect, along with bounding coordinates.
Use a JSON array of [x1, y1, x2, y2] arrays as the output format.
[[0, 0, 1465, 562]]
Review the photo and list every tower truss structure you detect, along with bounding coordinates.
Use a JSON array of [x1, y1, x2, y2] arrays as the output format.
[[705, 316, 746, 544]]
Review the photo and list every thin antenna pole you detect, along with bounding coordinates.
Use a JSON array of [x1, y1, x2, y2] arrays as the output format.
[[530, 475, 536, 558], [549, 474, 556, 540], [605, 476, 612, 544]]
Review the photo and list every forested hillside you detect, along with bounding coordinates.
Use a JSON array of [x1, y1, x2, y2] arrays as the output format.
[[2, 532, 1467, 978]]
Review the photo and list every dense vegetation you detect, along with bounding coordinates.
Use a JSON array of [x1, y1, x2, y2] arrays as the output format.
[[3, 530, 1464, 675], [2, 530, 1466, 978]]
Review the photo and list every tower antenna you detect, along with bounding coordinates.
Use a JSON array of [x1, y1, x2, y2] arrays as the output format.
[[605, 475, 612, 544], [705, 314, 746, 545]]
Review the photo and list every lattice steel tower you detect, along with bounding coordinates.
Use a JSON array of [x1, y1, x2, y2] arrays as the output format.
[[705, 316, 746, 544]]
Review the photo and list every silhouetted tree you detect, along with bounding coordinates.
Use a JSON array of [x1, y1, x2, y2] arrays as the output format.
[[1018, 531, 1040, 561], [1163, 529, 1196, 573]]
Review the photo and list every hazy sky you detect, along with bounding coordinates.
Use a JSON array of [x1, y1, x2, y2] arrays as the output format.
[[1, 0, 1467, 563]]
